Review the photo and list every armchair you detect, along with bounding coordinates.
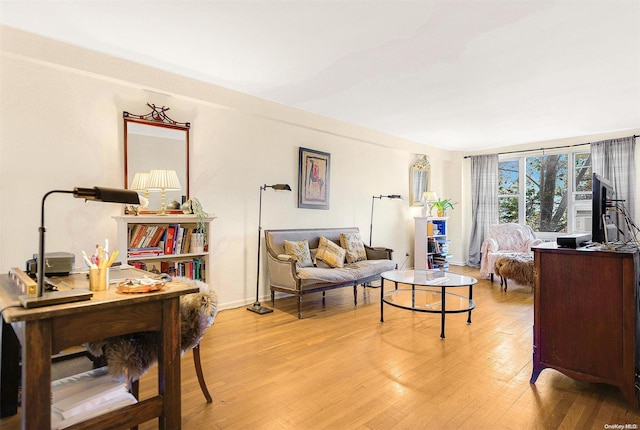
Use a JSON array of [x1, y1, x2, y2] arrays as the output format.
[[480, 223, 543, 280]]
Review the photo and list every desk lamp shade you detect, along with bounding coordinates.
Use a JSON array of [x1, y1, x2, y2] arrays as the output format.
[[147, 169, 181, 215], [130, 172, 150, 199]]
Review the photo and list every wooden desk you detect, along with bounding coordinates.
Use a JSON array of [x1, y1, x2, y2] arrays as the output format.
[[0, 268, 198, 429]]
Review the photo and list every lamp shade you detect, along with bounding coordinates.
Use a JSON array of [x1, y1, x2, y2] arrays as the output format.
[[147, 169, 181, 191], [130, 172, 150, 191], [422, 191, 438, 203]]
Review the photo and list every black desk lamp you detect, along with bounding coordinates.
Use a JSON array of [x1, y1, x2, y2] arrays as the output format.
[[22, 187, 140, 308], [369, 194, 402, 246], [248, 183, 292, 315]]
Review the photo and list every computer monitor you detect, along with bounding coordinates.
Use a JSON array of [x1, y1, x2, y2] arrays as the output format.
[[591, 173, 616, 244]]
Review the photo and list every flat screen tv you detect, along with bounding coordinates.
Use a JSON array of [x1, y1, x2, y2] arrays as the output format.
[[591, 172, 616, 244]]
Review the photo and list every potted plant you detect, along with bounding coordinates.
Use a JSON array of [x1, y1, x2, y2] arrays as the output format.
[[182, 198, 208, 249], [432, 198, 456, 217]]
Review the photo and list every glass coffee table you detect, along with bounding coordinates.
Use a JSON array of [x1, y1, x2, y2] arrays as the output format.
[[380, 269, 477, 338]]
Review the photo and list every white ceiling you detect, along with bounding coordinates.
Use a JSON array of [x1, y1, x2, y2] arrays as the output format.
[[1, 1, 638, 151]]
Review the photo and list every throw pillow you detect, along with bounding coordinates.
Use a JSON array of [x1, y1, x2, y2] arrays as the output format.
[[283, 239, 313, 268], [315, 236, 346, 268], [340, 232, 367, 263]]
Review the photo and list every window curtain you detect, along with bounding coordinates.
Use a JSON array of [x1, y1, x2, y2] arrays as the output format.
[[467, 154, 499, 266], [591, 136, 636, 241]]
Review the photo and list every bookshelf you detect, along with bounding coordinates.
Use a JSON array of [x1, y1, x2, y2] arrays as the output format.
[[113, 215, 214, 281], [414, 216, 451, 270]]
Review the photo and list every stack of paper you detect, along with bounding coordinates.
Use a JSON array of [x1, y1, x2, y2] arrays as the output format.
[[51, 367, 137, 429]]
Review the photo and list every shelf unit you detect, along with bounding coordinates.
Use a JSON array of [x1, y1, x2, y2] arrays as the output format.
[[113, 215, 214, 281], [414, 216, 451, 270]]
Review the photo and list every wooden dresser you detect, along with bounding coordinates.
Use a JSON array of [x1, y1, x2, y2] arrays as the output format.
[[531, 242, 639, 408]]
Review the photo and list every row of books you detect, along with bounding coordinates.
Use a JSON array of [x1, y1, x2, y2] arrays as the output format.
[[129, 258, 206, 280], [427, 237, 450, 255], [128, 224, 206, 257]]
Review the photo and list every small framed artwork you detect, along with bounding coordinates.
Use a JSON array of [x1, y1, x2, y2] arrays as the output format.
[[298, 147, 330, 209]]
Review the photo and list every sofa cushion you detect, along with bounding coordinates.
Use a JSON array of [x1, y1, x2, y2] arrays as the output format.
[[283, 239, 313, 268], [340, 232, 367, 263], [297, 266, 356, 284], [315, 236, 346, 268], [346, 259, 396, 279]]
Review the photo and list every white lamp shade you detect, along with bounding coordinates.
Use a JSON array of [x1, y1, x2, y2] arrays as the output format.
[[422, 191, 438, 203], [147, 169, 181, 191], [130, 172, 150, 191]]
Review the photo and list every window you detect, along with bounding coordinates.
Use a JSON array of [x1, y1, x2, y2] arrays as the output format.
[[498, 150, 591, 237]]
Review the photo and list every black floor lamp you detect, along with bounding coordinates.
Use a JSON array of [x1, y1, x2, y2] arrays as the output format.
[[248, 183, 292, 315], [369, 194, 402, 246], [21, 186, 140, 308]]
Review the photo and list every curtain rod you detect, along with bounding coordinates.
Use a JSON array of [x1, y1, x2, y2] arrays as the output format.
[[463, 135, 640, 159]]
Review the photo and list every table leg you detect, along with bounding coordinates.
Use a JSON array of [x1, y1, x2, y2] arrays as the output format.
[[22, 319, 52, 429], [440, 285, 446, 339], [467, 284, 473, 324], [159, 297, 182, 429], [380, 279, 384, 322]]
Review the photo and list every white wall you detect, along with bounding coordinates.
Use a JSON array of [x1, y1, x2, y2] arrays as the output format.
[[0, 26, 454, 309]]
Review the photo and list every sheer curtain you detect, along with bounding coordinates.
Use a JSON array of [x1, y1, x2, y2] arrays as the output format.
[[467, 154, 499, 266], [591, 136, 636, 240]]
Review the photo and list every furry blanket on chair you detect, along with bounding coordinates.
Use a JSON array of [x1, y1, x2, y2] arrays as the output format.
[[494, 255, 534, 288], [86, 277, 218, 380]]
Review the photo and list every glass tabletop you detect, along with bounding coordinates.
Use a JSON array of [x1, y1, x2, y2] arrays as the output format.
[[380, 269, 477, 287]]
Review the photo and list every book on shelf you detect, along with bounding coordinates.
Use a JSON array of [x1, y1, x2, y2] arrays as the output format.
[[127, 247, 163, 258]]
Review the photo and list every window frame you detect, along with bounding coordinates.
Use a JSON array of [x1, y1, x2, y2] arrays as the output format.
[[498, 148, 591, 240]]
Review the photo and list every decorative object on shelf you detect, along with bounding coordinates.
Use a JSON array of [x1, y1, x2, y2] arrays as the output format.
[[369, 194, 403, 246], [123, 104, 190, 211], [298, 147, 330, 209], [432, 198, 456, 217], [147, 169, 181, 215], [249, 183, 292, 315], [27, 187, 139, 308], [410, 155, 430, 206], [422, 191, 438, 217]]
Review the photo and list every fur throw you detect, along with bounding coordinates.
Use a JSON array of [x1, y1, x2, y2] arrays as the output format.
[[494, 255, 534, 287], [86, 277, 218, 380]]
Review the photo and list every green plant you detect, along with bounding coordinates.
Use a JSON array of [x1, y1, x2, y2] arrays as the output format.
[[186, 198, 208, 241], [432, 198, 456, 213]]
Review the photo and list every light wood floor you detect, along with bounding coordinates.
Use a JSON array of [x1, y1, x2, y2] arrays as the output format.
[[2, 266, 640, 429]]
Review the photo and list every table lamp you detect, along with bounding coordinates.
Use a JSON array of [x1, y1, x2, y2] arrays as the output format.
[[130, 171, 150, 200], [147, 169, 181, 215], [422, 191, 438, 217]]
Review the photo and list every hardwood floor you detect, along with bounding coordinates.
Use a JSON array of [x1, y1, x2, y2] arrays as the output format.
[[2, 266, 639, 429]]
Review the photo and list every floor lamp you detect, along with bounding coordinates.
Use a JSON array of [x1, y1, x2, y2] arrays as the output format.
[[248, 183, 292, 315], [369, 194, 402, 246], [22, 186, 140, 308]]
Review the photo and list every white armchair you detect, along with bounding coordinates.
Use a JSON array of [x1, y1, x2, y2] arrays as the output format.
[[480, 223, 543, 280]]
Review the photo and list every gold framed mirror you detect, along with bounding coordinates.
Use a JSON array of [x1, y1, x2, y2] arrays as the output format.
[[124, 104, 190, 212], [409, 155, 430, 206]]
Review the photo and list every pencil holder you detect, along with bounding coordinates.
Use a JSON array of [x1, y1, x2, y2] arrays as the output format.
[[89, 267, 109, 291]]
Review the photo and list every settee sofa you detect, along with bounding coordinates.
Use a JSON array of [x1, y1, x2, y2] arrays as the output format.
[[264, 227, 396, 318]]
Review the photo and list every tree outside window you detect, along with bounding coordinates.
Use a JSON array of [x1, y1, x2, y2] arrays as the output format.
[[498, 150, 591, 235]]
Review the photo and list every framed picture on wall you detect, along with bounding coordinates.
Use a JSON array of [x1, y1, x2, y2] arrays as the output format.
[[298, 147, 330, 209]]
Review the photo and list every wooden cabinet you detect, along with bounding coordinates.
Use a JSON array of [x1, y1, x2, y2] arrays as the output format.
[[414, 217, 451, 270], [531, 242, 639, 408], [113, 215, 214, 281]]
